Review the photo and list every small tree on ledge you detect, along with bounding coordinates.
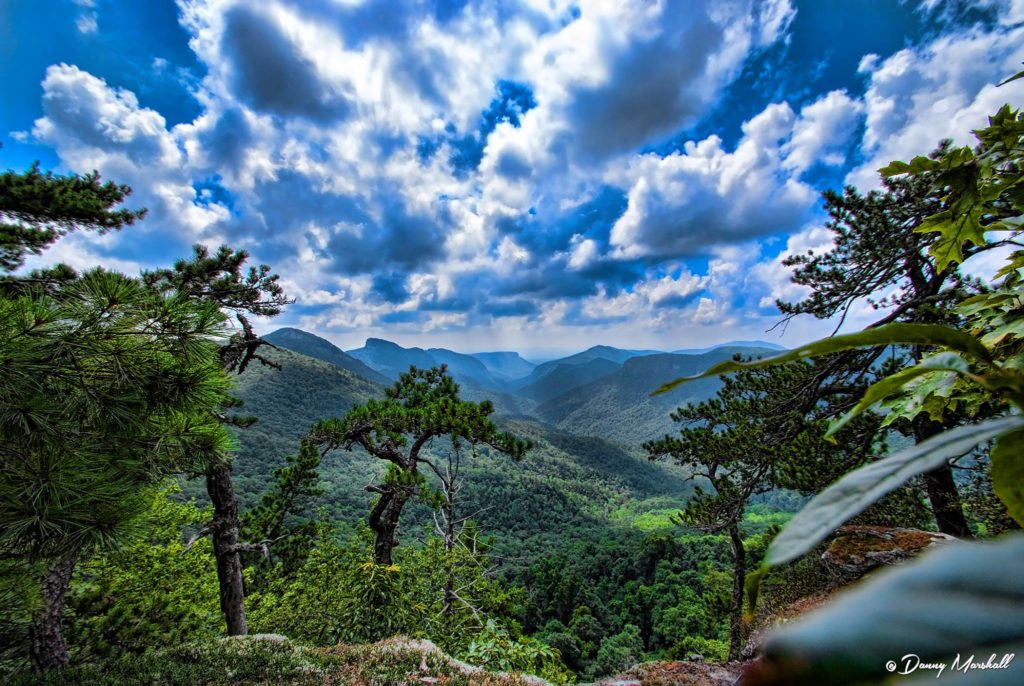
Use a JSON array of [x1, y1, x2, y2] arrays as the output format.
[[310, 365, 531, 566]]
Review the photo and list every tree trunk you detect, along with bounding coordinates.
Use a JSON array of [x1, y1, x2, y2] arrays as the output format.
[[29, 551, 78, 673], [367, 485, 412, 566], [442, 492, 456, 616], [727, 523, 746, 662], [913, 417, 972, 538], [206, 463, 248, 635]]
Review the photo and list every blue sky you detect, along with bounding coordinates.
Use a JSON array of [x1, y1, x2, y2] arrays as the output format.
[[3, 0, 1023, 356]]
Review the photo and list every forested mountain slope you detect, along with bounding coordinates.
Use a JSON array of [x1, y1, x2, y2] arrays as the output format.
[[536, 347, 779, 445], [263, 328, 391, 385], [213, 345, 694, 564]]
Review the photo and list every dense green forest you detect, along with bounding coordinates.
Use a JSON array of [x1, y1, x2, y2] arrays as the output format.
[[2, 97, 1023, 686]]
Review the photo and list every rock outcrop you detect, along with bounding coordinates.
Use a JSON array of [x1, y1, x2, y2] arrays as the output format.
[[821, 525, 955, 580]]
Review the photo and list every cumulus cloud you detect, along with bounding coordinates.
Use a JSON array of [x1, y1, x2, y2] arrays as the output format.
[[607, 94, 855, 260], [847, 21, 1024, 189], [31, 64, 228, 253], [749, 225, 833, 308], [33, 0, 913, 351]]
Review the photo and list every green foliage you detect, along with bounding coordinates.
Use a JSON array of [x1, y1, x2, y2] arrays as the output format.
[[708, 101, 1024, 683], [242, 438, 324, 583], [66, 486, 221, 658], [767, 416, 1024, 567], [462, 620, 573, 684], [666, 635, 729, 662], [0, 163, 145, 271], [6, 638, 345, 686], [0, 270, 233, 559], [589, 624, 643, 679], [247, 526, 522, 652], [310, 365, 531, 565]]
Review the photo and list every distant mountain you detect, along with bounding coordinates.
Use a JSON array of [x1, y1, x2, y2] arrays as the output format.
[[345, 339, 521, 414], [536, 346, 779, 446], [427, 347, 502, 388], [346, 338, 438, 380], [263, 328, 391, 385], [673, 340, 786, 355], [515, 345, 660, 389], [518, 357, 621, 403], [205, 344, 694, 563], [472, 351, 537, 381]]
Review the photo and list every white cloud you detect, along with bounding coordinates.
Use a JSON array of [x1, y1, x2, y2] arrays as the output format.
[[749, 225, 833, 308], [783, 90, 864, 173], [847, 22, 1024, 189], [76, 12, 98, 34], [607, 100, 826, 260]]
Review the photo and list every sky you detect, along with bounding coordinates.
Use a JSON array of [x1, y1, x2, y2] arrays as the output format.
[[3, 0, 1024, 357]]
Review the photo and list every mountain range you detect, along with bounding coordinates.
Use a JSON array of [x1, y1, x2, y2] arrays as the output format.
[[207, 327, 785, 560], [264, 328, 781, 431]]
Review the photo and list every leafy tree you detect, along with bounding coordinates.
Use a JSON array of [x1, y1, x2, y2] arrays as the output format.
[[143, 244, 291, 636], [645, 362, 879, 660], [66, 485, 221, 659], [660, 102, 1024, 685], [309, 366, 530, 565], [589, 624, 643, 679], [773, 165, 1012, 536], [0, 163, 145, 271]]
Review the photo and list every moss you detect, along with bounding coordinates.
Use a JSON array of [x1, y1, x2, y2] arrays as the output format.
[[9, 636, 549, 686]]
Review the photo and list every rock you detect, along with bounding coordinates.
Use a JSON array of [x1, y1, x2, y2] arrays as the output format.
[[822, 525, 955, 581], [740, 526, 955, 662]]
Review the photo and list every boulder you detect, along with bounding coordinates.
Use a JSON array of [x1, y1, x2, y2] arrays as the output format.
[[821, 525, 956, 581]]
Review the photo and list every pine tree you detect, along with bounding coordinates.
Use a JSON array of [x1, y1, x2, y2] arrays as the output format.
[[0, 163, 233, 671], [242, 438, 325, 583], [0, 163, 145, 271], [645, 361, 879, 660], [143, 244, 292, 636], [774, 168, 1007, 537], [0, 272, 233, 671], [310, 366, 531, 565]]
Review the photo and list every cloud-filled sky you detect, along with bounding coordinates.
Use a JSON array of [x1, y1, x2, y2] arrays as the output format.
[[3, 0, 1023, 357]]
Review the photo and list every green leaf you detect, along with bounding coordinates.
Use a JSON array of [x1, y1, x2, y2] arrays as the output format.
[[757, 535, 1024, 686], [745, 566, 769, 618], [765, 415, 1024, 567], [879, 160, 912, 176], [917, 208, 987, 273], [998, 67, 1024, 87], [654, 323, 993, 396], [991, 430, 1024, 527], [879, 156, 940, 177], [825, 353, 973, 438]]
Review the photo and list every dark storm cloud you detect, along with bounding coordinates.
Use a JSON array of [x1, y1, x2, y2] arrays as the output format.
[[482, 298, 541, 318], [204, 108, 251, 169], [565, 3, 725, 159], [371, 271, 411, 304], [325, 194, 448, 275], [221, 5, 350, 122]]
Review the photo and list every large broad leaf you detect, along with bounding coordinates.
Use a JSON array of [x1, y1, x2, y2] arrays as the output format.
[[765, 415, 1024, 567], [998, 67, 1024, 87], [654, 324, 993, 396], [752, 535, 1024, 686], [991, 430, 1024, 527], [825, 353, 973, 438]]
